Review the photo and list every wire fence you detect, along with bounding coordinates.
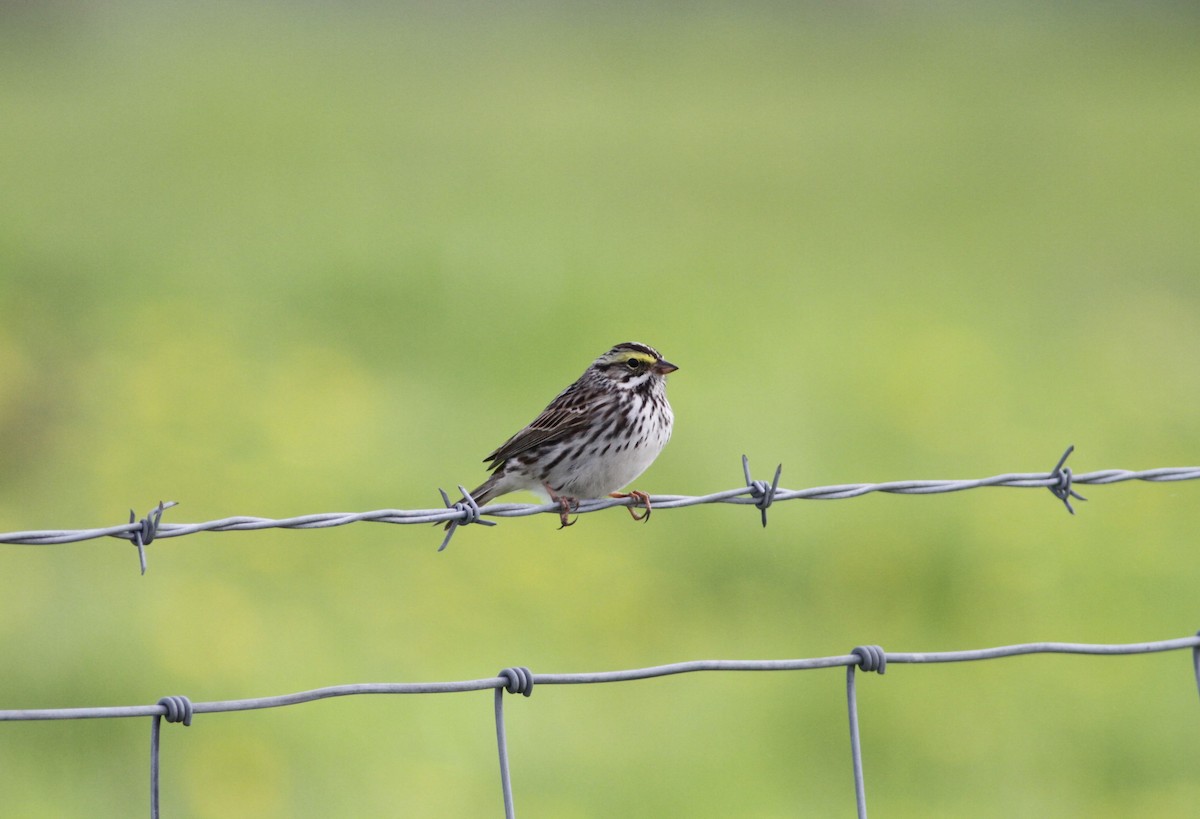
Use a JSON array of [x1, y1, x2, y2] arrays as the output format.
[[2, 446, 1200, 568], [1, 634, 1198, 818], [3, 445, 1200, 815]]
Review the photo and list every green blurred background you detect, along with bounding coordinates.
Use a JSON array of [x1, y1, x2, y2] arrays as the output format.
[[2, 2, 1199, 816]]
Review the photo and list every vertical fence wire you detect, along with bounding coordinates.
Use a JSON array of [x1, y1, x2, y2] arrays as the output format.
[[846, 665, 868, 819], [1193, 633, 1200, 705], [495, 688, 517, 819], [148, 696, 192, 819], [494, 667, 534, 818], [845, 646, 886, 819], [149, 714, 163, 819]]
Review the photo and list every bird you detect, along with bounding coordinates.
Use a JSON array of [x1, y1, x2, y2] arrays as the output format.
[[458, 342, 678, 528]]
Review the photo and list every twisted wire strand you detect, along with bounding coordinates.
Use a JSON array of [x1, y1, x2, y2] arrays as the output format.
[[1, 452, 1197, 548]]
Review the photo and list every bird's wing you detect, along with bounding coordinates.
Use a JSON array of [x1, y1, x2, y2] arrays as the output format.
[[483, 385, 593, 467]]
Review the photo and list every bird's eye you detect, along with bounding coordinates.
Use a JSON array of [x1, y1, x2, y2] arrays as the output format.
[[626, 358, 640, 369]]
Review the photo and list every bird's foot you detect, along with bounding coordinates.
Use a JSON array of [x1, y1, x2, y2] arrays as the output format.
[[610, 490, 652, 522], [545, 484, 579, 529]]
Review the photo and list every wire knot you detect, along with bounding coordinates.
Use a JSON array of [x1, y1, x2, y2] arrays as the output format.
[[851, 645, 887, 674], [437, 485, 497, 552], [1047, 445, 1087, 515], [742, 455, 783, 528], [156, 695, 193, 726], [498, 666, 535, 697], [128, 501, 177, 575]]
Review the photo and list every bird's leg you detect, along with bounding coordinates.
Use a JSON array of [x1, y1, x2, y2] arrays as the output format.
[[609, 490, 652, 522], [544, 483, 579, 529]]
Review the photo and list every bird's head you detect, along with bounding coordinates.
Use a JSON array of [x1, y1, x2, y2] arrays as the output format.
[[591, 342, 678, 390]]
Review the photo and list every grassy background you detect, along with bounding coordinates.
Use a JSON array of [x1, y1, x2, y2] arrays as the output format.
[[2, 2, 1199, 816]]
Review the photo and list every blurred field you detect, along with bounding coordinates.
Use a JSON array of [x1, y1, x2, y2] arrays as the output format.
[[2, 2, 1199, 816]]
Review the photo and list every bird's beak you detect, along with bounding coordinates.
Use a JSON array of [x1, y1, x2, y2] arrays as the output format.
[[654, 359, 679, 375]]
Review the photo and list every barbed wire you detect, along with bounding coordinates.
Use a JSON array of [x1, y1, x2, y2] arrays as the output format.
[[2, 632, 1197, 818], [2, 446, 1199, 567]]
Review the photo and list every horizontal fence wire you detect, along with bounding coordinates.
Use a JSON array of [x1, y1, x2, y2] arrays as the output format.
[[2, 634, 1198, 818], [2, 447, 1199, 563]]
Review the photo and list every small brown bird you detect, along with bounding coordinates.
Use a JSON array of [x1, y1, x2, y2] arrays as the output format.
[[460, 342, 677, 527]]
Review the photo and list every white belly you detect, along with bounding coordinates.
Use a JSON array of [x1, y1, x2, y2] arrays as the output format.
[[541, 393, 673, 499]]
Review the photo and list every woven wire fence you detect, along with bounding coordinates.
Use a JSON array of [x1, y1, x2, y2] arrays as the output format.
[[3, 445, 1200, 816], [1, 635, 1198, 818]]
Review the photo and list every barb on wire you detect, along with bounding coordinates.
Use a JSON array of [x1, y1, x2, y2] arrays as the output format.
[[438, 485, 496, 552], [129, 501, 177, 575], [1047, 445, 1086, 514], [1, 449, 1198, 557], [742, 454, 783, 527]]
